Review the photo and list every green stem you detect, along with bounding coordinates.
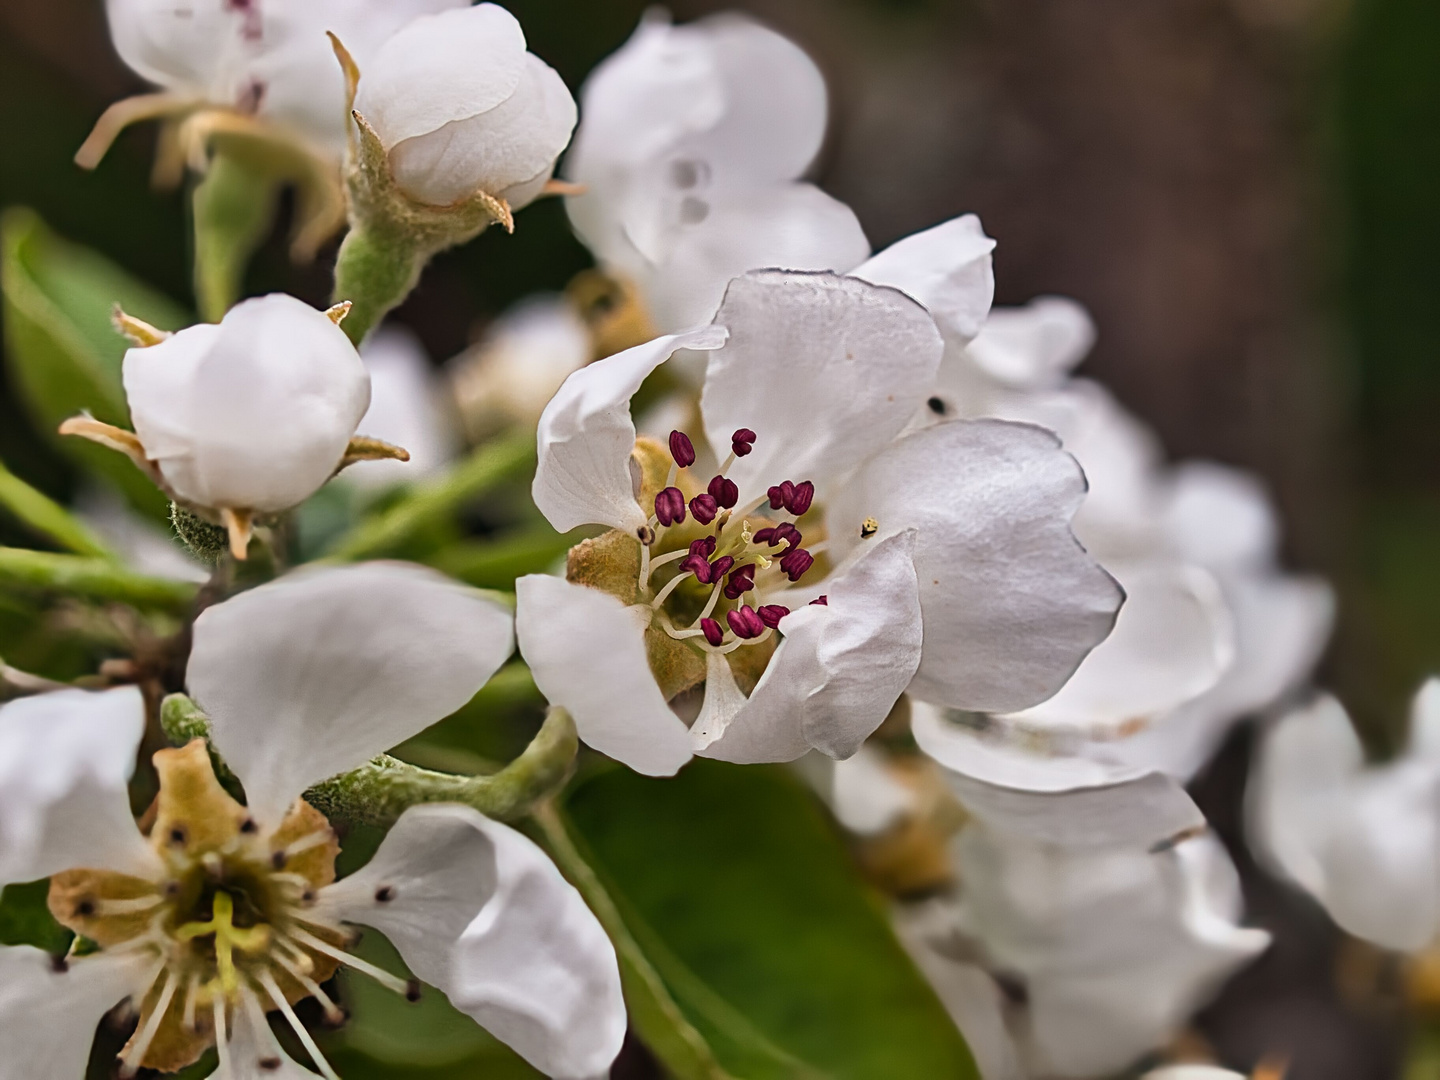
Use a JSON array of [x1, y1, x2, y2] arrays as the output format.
[[430, 523, 582, 590], [331, 224, 426, 346], [0, 547, 196, 611], [0, 463, 113, 559], [192, 153, 280, 322], [528, 800, 735, 1080], [325, 431, 536, 561]]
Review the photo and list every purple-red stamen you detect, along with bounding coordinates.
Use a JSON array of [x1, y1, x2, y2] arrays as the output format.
[[669, 430, 696, 468], [726, 606, 766, 639], [724, 564, 756, 600], [779, 547, 814, 582], [810, 595, 828, 606], [678, 553, 711, 583], [757, 604, 790, 629], [690, 494, 718, 524], [655, 487, 686, 527], [767, 481, 794, 511], [752, 527, 776, 545], [690, 537, 717, 558], [708, 555, 735, 582], [772, 523, 802, 549], [701, 618, 725, 646], [785, 481, 815, 516], [708, 475, 739, 509], [731, 429, 756, 457]]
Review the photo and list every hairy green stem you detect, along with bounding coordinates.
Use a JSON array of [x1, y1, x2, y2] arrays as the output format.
[[0, 547, 196, 611], [192, 153, 280, 322], [325, 431, 536, 561], [528, 801, 735, 1080], [0, 463, 113, 559], [331, 224, 426, 347]]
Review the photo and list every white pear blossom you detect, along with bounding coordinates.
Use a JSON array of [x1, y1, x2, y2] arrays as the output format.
[[0, 562, 625, 1080], [103, 0, 469, 159], [449, 295, 593, 438], [1248, 682, 1440, 952], [352, 3, 577, 209], [517, 269, 1121, 777], [564, 10, 870, 329], [1143, 1069, 1249, 1080], [903, 824, 1268, 1079], [344, 325, 459, 490]]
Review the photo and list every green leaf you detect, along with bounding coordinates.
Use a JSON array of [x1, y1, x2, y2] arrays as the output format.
[[1, 207, 188, 520], [429, 522, 584, 591], [561, 760, 979, 1080], [0, 459, 113, 557], [0, 878, 71, 953]]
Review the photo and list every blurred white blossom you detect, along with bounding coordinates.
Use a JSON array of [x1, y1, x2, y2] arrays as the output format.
[[346, 325, 460, 490], [0, 563, 625, 1079], [352, 3, 576, 208], [519, 269, 1120, 776]]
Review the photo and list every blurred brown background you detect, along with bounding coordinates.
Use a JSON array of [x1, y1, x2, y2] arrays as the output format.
[[3, 0, 1438, 1076]]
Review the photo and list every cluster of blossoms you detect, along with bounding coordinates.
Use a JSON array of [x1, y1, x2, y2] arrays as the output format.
[[0, 2, 1424, 1079]]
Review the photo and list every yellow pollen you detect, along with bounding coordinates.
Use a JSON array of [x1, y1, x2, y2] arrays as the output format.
[[174, 891, 271, 996], [860, 517, 879, 539]]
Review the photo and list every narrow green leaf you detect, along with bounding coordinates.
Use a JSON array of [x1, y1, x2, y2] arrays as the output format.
[[430, 522, 586, 590], [0, 546, 196, 612], [0, 879, 71, 953], [562, 761, 980, 1080], [0, 459, 113, 558], [1, 207, 187, 520]]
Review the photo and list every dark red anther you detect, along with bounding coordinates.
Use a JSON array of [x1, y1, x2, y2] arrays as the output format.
[[731, 428, 756, 457], [810, 595, 828, 606], [752, 527, 776, 546], [757, 604, 790, 629], [779, 547, 814, 582], [690, 537, 716, 558], [708, 474, 739, 509], [655, 487, 686, 527], [772, 522, 802, 549], [689, 494, 718, 524], [678, 554, 712, 583], [669, 430, 696, 468], [708, 555, 735, 582], [724, 563, 756, 600], [701, 618, 725, 647], [785, 481, 815, 516], [726, 606, 766, 639], [767, 481, 794, 511]]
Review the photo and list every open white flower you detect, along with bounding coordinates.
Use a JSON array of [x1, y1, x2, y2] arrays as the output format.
[[98, 0, 468, 160], [351, 3, 577, 209], [909, 823, 1268, 1079], [60, 294, 383, 559], [1248, 682, 1440, 952], [564, 10, 869, 330], [0, 563, 625, 1080], [517, 269, 1121, 777]]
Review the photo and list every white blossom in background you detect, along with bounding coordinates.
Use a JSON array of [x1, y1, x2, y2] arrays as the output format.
[[352, 3, 577, 208], [345, 325, 460, 490], [1142, 1069, 1249, 1080], [519, 268, 1121, 777], [0, 562, 626, 1080], [564, 10, 870, 329], [449, 295, 593, 438], [102, 0, 469, 160], [76, 487, 210, 584], [1249, 681, 1440, 952]]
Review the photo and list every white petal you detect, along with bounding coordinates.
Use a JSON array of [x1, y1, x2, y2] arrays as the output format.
[[700, 272, 943, 498], [965, 296, 1095, 390], [515, 575, 693, 776], [531, 325, 727, 535], [997, 561, 1234, 738], [343, 326, 458, 490], [827, 418, 1124, 713], [0, 687, 159, 885], [697, 530, 923, 763], [1143, 1068, 1248, 1080], [0, 946, 156, 1076], [125, 294, 369, 513], [220, 991, 318, 1079], [631, 183, 871, 332], [851, 215, 996, 345], [318, 805, 625, 1080], [389, 53, 577, 207], [1410, 678, 1440, 760], [354, 4, 528, 147], [104, 0, 233, 96], [912, 701, 1204, 849], [188, 562, 515, 825], [1163, 461, 1279, 570], [827, 744, 917, 835]]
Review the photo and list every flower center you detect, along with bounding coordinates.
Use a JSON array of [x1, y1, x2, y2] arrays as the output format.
[[48, 740, 416, 1079], [638, 428, 827, 653]]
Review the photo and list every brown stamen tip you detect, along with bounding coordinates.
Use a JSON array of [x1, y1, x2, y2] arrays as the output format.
[[259, 1056, 282, 1071], [50, 954, 69, 973], [168, 825, 188, 847], [270, 850, 287, 870], [239, 817, 258, 834], [374, 885, 395, 903], [405, 978, 422, 1002], [637, 525, 655, 545], [74, 898, 96, 918]]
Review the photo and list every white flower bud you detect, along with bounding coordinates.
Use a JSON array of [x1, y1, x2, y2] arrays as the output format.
[[352, 3, 577, 208], [123, 294, 370, 513]]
